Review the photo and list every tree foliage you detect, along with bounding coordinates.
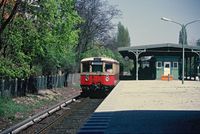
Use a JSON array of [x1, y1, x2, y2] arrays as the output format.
[[197, 39, 200, 46], [0, 0, 81, 78], [35, 0, 81, 74], [82, 43, 114, 59], [178, 27, 187, 45], [81, 42, 124, 64], [75, 0, 120, 61], [116, 22, 131, 47], [75, 2, 132, 73], [0, 0, 22, 36], [0, 0, 126, 79]]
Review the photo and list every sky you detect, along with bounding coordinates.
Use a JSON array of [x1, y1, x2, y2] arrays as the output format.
[[108, 0, 200, 46]]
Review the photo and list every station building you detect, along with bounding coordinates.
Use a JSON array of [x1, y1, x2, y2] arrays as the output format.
[[118, 43, 200, 80]]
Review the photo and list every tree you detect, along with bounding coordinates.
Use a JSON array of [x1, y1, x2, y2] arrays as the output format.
[[75, 0, 120, 61], [1, 16, 39, 78], [81, 43, 114, 59], [33, 0, 82, 75], [0, 0, 82, 78], [197, 39, 200, 46], [0, 0, 22, 35], [104, 36, 118, 51], [178, 27, 187, 45], [81, 42, 124, 64], [116, 22, 130, 47], [0, 0, 23, 55], [0, 0, 35, 78]]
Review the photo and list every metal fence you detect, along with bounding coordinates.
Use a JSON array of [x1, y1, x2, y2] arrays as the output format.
[[0, 73, 79, 98]]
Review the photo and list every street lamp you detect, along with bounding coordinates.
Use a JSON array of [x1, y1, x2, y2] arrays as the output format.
[[161, 17, 200, 84]]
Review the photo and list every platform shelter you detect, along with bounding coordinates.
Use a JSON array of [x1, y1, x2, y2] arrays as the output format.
[[118, 43, 200, 80]]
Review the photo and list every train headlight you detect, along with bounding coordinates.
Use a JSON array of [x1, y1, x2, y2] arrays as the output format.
[[85, 74, 89, 81], [85, 78, 89, 81], [105, 75, 109, 81]]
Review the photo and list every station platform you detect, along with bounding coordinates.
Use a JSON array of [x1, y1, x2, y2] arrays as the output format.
[[78, 80, 200, 134]]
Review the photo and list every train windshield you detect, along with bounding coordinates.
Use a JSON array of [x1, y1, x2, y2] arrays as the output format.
[[82, 62, 90, 72], [92, 62, 103, 72], [105, 63, 113, 73]]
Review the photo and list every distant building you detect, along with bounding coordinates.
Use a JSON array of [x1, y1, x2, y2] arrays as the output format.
[[118, 43, 200, 80]]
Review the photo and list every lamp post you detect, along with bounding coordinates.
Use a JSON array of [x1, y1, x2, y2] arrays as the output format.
[[161, 17, 200, 84]]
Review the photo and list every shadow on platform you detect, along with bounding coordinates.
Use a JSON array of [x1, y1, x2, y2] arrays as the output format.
[[78, 110, 200, 134]]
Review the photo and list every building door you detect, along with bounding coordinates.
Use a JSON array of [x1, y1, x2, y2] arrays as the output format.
[[164, 62, 171, 76]]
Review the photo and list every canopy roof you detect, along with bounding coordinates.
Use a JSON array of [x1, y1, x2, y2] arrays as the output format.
[[119, 43, 200, 51], [118, 43, 200, 58]]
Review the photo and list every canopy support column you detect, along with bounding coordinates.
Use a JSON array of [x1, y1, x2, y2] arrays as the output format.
[[129, 50, 146, 80], [189, 56, 192, 80], [192, 50, 200, 81]]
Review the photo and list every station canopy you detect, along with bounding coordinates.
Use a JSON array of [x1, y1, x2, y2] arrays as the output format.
[[118, 43, 200, 59]]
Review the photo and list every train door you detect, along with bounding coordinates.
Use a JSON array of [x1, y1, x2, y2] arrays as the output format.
[[164, 62, 171, 76]]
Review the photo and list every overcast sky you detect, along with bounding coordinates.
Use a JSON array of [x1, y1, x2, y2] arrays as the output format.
[[108, 0, 200, 46]]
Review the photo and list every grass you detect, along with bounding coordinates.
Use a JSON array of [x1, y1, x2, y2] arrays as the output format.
[[0, 97, 29, 120], [0, 94, 59, 121]]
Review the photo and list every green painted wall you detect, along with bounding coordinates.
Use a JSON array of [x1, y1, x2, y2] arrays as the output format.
[[172, 68, 179, 80], [155, 56, 180, 80], [156, 68, 163, 79]]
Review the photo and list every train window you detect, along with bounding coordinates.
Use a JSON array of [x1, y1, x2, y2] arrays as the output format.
[[105, 63, 113, 73], [91, 62, 103, 72], [92, 65, 103, 72], [82, 62, 90, 72]]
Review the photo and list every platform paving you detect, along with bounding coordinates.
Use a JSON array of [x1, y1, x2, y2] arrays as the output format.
[[96, 80, 200, 111], [81, 81, 200, 134]]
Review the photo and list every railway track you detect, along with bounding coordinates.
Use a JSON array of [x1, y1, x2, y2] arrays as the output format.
[[46, 97, 104, 134], [0, 92, 80, 134], [1, 93, 104, 134], [23, 96, 103, 134]]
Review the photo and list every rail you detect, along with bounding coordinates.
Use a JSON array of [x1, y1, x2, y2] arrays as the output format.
[[0, 93, 80, 134]]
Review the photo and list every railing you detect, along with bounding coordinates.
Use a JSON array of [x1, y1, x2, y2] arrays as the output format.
[[0, 73, 80, 98]]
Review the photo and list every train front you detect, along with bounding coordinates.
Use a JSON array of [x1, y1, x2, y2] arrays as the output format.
[[80, 57, 119, 94]]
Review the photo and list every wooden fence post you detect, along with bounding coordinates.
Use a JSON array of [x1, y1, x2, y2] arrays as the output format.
[[15, 78, 18, 96], [44, 76, 47, 89], [8, 79, 12, 97], [0, 79, 5, 97]]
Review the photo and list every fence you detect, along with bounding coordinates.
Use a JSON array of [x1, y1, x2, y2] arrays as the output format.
[[0, 78, 26, 97], [0, 73, 79, 98], [67, 73, 80, 87]]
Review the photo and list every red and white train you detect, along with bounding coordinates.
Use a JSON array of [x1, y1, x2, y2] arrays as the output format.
[[80, 57, 119, 94]]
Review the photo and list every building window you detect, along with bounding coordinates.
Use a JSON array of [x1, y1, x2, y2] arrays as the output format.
[[156, 61, 162, 68], [165, 63, 170, 68], [173, 62, 178, 69]]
